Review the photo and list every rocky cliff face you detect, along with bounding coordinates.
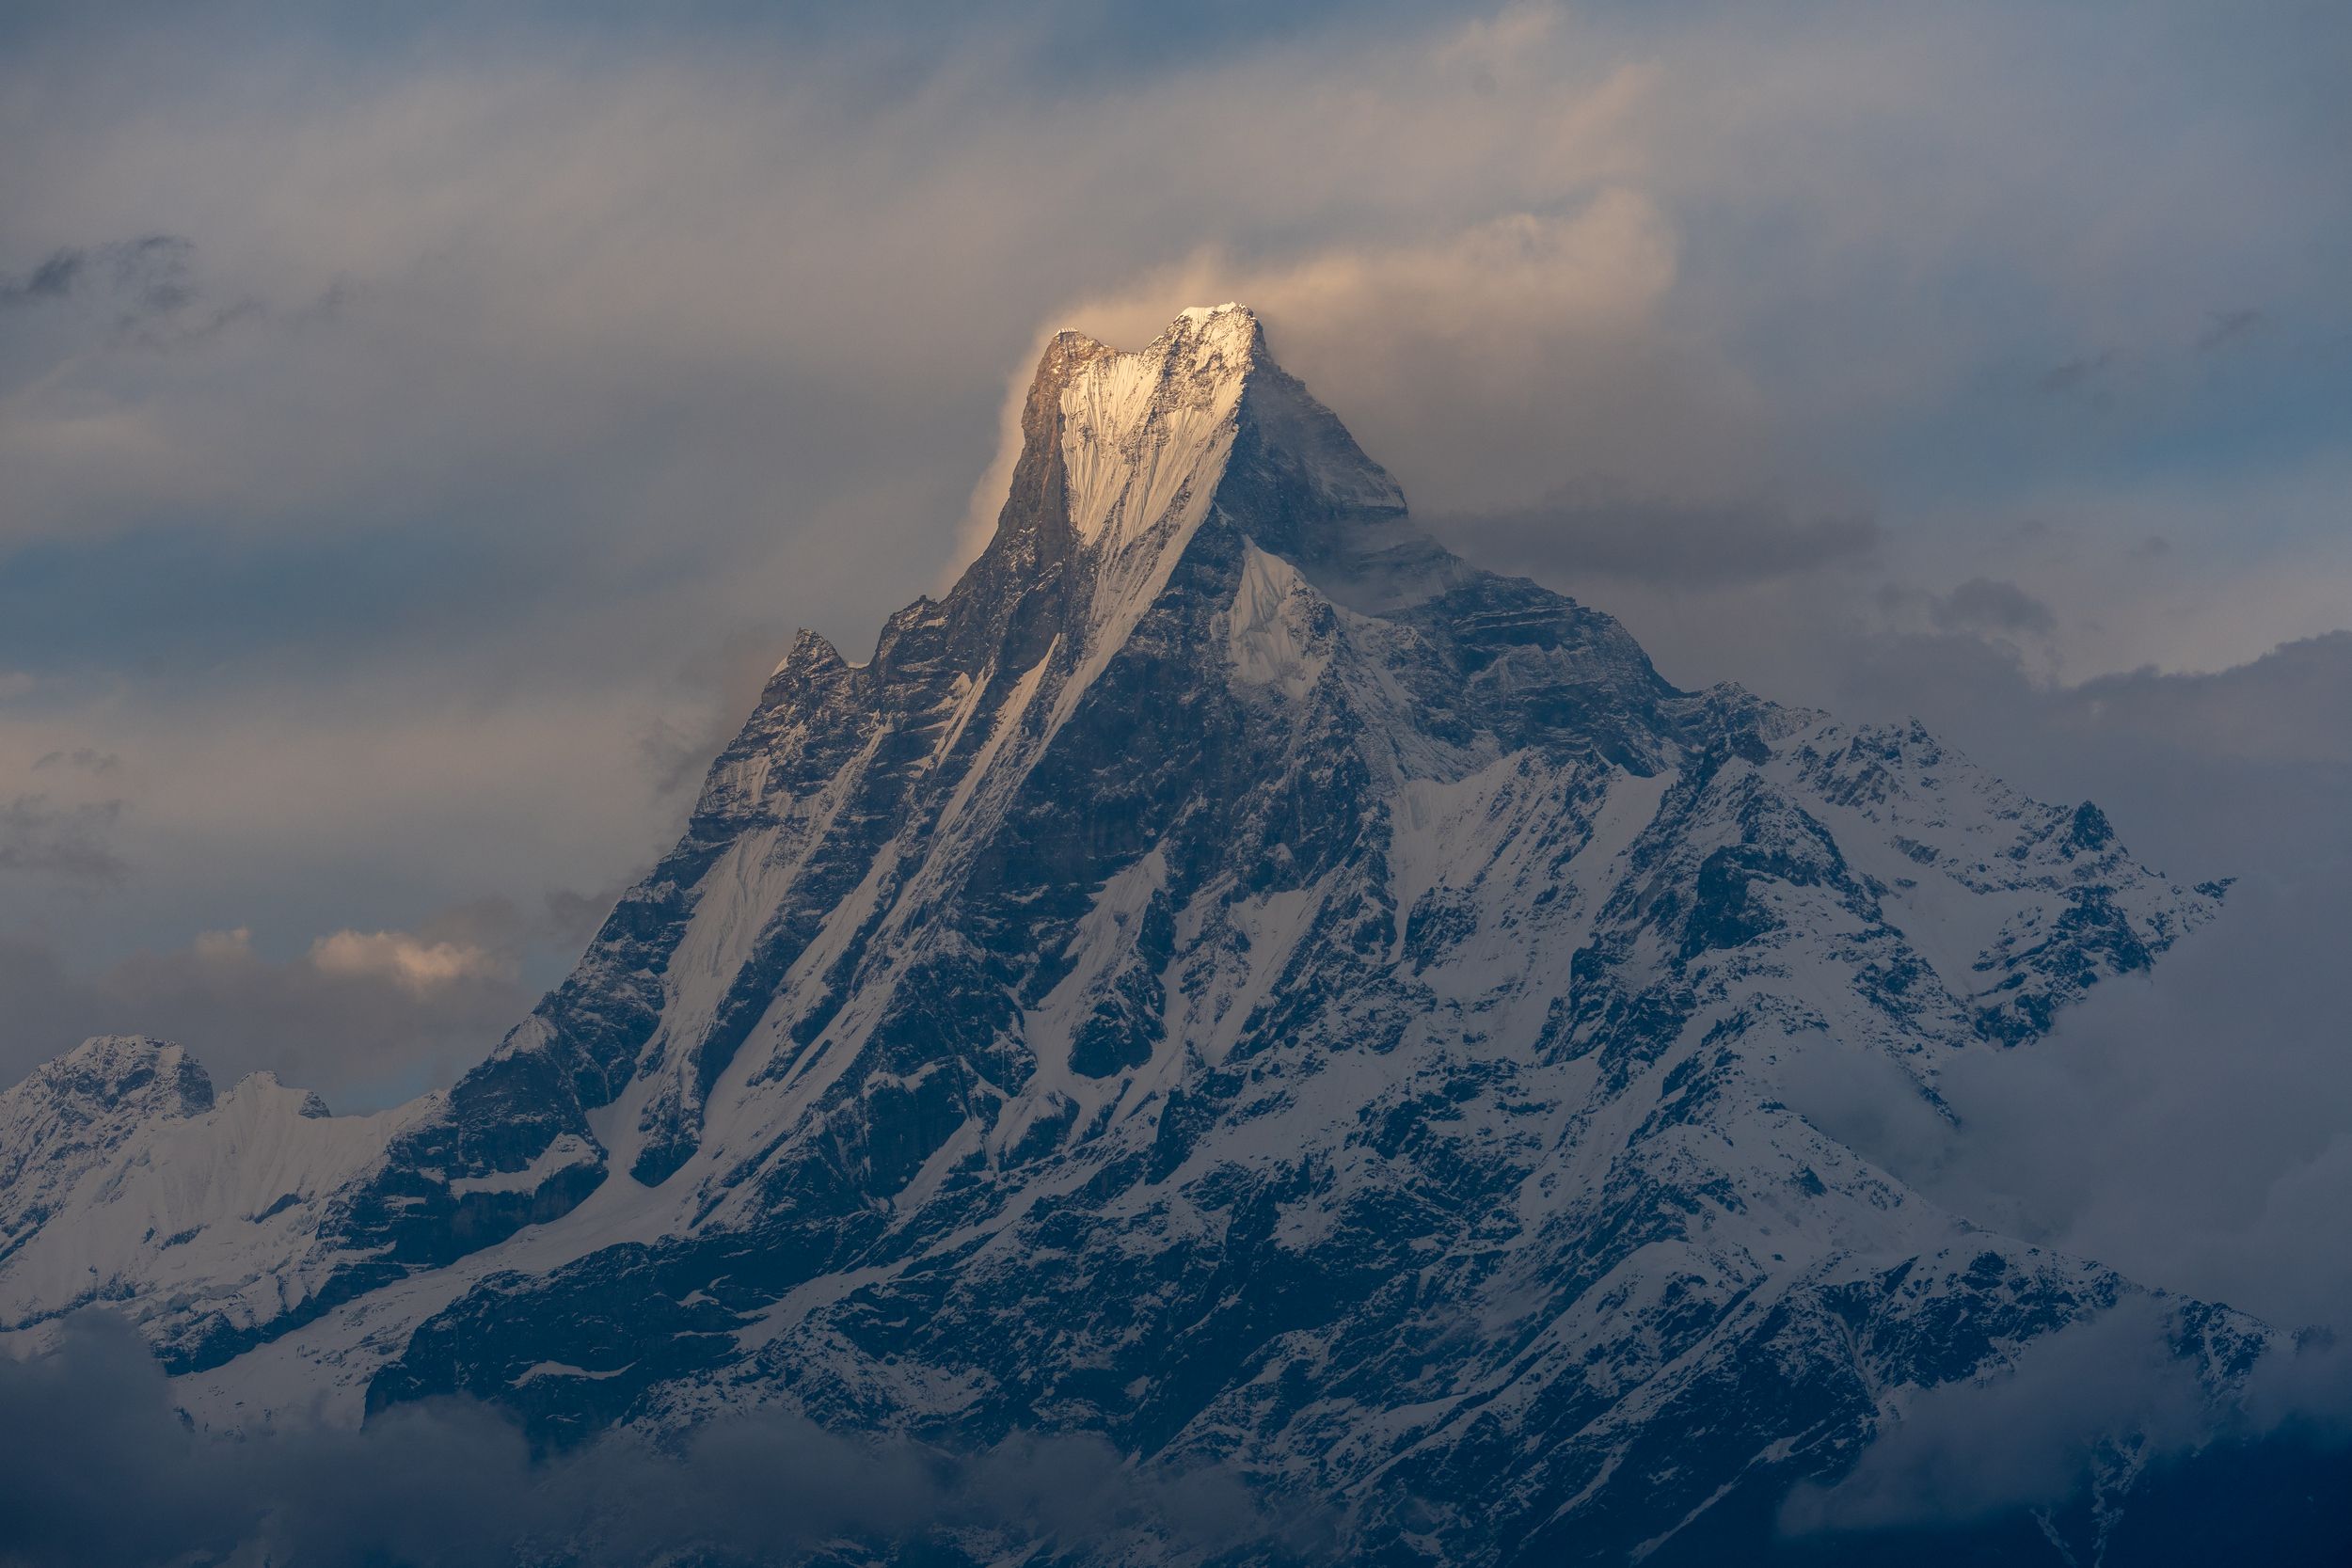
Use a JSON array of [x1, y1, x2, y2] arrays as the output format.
[[0, 306, 2267, 1563]]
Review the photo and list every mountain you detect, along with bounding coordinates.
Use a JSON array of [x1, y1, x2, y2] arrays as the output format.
[[0, 305, 2288, 1563]]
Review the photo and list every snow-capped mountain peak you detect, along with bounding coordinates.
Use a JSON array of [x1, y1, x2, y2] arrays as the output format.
[[0, 1037, 216, 1262], [0, 305, 2262, 1565]]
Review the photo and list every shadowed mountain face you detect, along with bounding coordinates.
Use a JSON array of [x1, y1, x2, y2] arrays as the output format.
[[0, 307, 2292, 1563]]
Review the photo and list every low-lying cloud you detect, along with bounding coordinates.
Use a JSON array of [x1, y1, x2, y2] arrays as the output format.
[[1779, 1303, 2352, 1546], [1709, 619, 2352, 1329], [0, 1313, 1320, 1568], [1781, 1303, 2212, 1534], [1712, 611, 2352, 1534]]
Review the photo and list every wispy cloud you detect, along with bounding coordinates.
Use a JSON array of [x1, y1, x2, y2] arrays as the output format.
[[2196, 307, 2265, 355], [0, 248, 84, 307], [0, 792, 126, 882], [1929, 577, 2057, 637], [2037, 346, 2122, 395]]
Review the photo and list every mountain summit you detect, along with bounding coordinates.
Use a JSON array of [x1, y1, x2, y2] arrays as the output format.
[[0, 307, 2266, 1563]]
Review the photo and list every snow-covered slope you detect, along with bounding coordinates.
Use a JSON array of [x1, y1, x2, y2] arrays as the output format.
[[0, 1037, 216, 1266], [0, 306, 2271, 1562], [0, 1037, 413, 1366]]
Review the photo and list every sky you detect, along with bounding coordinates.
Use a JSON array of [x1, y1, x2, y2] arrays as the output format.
[[1, 0, 2349, 1343], [2, 6, 2351, 1554]]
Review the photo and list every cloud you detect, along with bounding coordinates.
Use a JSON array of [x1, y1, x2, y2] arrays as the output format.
[[0, 0, 2331, 1161], [2037, 346, 2122, 395], [1426, 489, 1879, 588], [0, 682, 700, 987], [0, 1312, 1316, 1568], [0, 2, 2340, 996], [542, 882, 623, 946], [0, 14, 2335, 1557], [305, 927, 515, 995], [633, 626, 785, 794], [1929, 577, 2056, 636], [1914, 869, 2352, 1335], [957, 182, 1697, 566], [0, 792, 126, 881], [2196, 307, 2264, 354], [0, 0, 2328, 1090], [1736, 625, 2352, 1350], [1779, 1303, 2211, 1534], [0, 908, 545, 1108], [1776, 1308, 2352, 1548], [2060, 631, 2352, 767], [0, 234, 249, 348], [1511, 531, 2352, 1494], [1024, 191, 1776, 534], [30, 746, 119, 775], [0, 14, 2340, 1502], [0, 247, 84, 306]]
